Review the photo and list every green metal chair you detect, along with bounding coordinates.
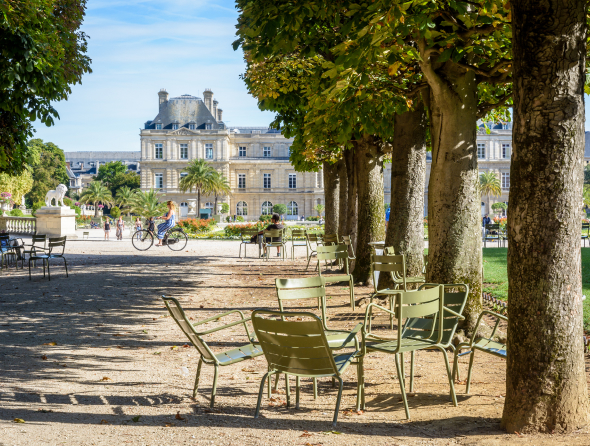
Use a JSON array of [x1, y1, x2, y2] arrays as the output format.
[[305, 232, 322, 270], [484, 223, 501, 247], [363, 285, 460, 419], [322, 233, 339, 246], [290, 228, 307, 260], [340, 235, 356, 260], [401, 283, 469, 392], [162, 296, 263, 407], [316, 244, 355, 310], [453, 310, 507, 394], [28, 236, 68, 281], [251, 309, 364, 426], [239, 228, 261, 258], [583, 223, 590, 247], [262, 228, 286, 260]]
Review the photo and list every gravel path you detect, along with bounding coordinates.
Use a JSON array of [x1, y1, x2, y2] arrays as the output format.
[[0, 237, 588, 445]]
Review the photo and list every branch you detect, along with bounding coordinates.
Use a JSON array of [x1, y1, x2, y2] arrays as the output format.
[[454, 59, 511, 78], [477, 93, 512, 119]]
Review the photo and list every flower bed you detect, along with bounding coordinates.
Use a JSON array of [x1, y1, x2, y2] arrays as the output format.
[[178, 218, 216, 234]]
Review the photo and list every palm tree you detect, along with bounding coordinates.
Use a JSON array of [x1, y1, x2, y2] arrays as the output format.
[[479, 171, 502, 214], [314, 204, 325, 217], [129, 189, 167, 219], [79, 181, 114, 217], [179, 159, 215, 218], [207, 170, 230, 215], [116, 186, 134, 216]]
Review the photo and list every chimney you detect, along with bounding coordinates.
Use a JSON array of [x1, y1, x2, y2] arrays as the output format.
[[203, 89, 213, 112], [213, 99, 218, 121], [79, 161, 84, 170], [66, 161, 71, 170], [217, 109, 223, 122], [158, 88, 169, 109]]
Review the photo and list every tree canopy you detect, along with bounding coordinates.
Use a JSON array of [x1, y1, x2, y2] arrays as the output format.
[[0, 0, 92, 174], [25, 138, 69, 204], [95, 161, 140, 196]]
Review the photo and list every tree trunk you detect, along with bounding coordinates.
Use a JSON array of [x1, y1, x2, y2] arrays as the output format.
[[420, 59, 482, 332], [345, 147, 358, 247], [353, 135, 386, 284], [501, 0, 589, 433], [337, 156, 348, 239], [94, 202, 99, 218], [197, 189, 201, 220], [323, 160, 340, 236], [214, 194, 218, 216], [384, 106, 427, 279]]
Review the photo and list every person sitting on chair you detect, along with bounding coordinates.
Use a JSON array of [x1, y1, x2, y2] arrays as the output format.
[[255, 213, 284, 257]]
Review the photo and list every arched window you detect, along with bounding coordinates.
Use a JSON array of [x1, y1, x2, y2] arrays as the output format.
[[237, 201, 248, 216], [287, 201, 298, 216], [261, 201, 273, 215]]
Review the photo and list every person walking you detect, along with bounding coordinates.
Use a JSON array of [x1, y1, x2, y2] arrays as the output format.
[[116, 216, 125, 241], [134, 217, 142, 240], [156, 201, 176, 246], [104, 217, 111, 241]]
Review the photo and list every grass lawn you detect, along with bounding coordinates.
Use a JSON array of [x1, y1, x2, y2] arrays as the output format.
[[482, 248, 590, 330]]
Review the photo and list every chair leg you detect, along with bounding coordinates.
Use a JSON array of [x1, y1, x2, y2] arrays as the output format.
[[332, 376, 344, 427], [305, 252, 313, 270], [400, 352, 405, 387], [394, 354, 410, 420], [295, 376, 300, 409], [439, 347, 458, 406], [313, 377, 318, 400], [450, 346, 460, 382], [239, 244, 242, 258], [356, 358, 364, 411], [28, 258, 31, 280], [193, 358, 203, 398], [332, 376, 336, 388], [466, 351, 476, 395], [255, 371, 273, 419], [349, 277, 355, 311], [210, 365, 219, 408], [47, 259, 50, 281], [285, 374, 290, 407], [410, 351, 415, 393], [63, 258, 68, 277]]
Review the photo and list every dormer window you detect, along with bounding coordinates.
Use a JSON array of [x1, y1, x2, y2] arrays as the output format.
[[205, 123, 212, 130], [172, 123, 179, 130], [189, 123, 195, 130], [155, 123, 162, 130]]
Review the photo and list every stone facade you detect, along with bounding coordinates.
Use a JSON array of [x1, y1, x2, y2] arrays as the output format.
[[140, 89, 323, 220]]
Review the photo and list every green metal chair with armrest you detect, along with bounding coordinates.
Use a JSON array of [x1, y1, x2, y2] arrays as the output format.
[[290, 228, 307, 260], [28, 236, 68, 281], [239, 228, 261, 258], [262, 228, 286, 260], [316, 244, 356, 310], [305, 232, 321, 270], [162, 296, 263, 407]]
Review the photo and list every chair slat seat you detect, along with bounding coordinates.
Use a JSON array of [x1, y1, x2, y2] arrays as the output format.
[[472, 338, 506, 357], [216, 344, 263, 364]]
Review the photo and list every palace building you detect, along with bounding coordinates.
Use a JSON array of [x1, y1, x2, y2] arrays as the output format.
[[138, 89, 324, 220]]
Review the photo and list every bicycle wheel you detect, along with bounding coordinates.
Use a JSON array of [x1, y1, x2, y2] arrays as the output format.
[[166, 228, 188, 251], [132, 230, 154, 251]]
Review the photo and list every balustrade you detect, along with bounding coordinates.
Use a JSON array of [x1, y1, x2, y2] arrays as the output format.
[[0, 216, 37, 235]]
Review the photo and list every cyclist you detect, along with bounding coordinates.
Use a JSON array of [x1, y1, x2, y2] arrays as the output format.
[[155, 201, 176, 246]]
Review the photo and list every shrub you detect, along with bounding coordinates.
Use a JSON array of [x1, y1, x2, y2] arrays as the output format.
[[224, 222, 266, 237], [237, 216, 245, 222], [259, 214, 272, 222], [226, 216, 231, 223], [110, 206, 121, 219], [9, 209, 24, 217], [272, 203, 287, 217], [491, 202, 507, 213], [306, 216, 320, 221], [63, 197, 73, 207], [31, 201, 45, 216], [177, 218, 216, 234], [221, 203, 230, 214]]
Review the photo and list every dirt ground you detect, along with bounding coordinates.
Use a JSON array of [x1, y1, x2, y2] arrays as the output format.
[[1, 237, 589, 446]]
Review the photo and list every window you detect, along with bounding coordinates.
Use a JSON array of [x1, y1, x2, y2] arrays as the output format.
[[154, 173, 163, 189], [263, 173, 271, 189], [288, 173, 297, 189], [238, 174, 246, 189], [180, 144, 188, 159], [205, 123, 212, 130], [288, 146, 291, 156], [155, 143, 163, 159], [477, 143, 486, 159], [261, 201, 273, 215], [172, 123, 179, 130], [502, 172, 510, 189], [205, 202, 214, 211], [287, 201, 298, 216], [237, 201, 248, 216], [189, 124, 195, 130], [502, 123, 509, 129], [263, 146, 271, 157], [155, 123, 162, 130], [205, 143, 213, 159], [180, 172, 188, 182], [239, 146, 247, 157], [502, 143, 510, 159]]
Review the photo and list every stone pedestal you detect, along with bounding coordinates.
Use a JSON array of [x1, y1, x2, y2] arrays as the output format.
[[35, 206, 78, 239]]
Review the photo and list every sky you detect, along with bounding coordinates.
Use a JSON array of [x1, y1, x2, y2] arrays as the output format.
[[33, 0, 276, 153]]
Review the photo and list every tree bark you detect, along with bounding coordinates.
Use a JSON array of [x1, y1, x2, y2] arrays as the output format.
[[337, 156, 348, 239], [345, 147, 358, 248], [353, 135, 386, 284], [384, 105, 427, 278], [197, 189, 201, 220], [501, 0, 589, 433], [420, 57, 483, 332], [323, 160, 340, 236]]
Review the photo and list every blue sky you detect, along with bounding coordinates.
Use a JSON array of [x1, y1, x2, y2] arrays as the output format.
[[33, 0, 275, 152]]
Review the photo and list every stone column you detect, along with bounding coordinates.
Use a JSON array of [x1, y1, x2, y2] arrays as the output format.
[[191, 140, 197, 160]]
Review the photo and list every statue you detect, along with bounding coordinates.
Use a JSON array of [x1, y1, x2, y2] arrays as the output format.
[[45, 184, 68, 207], [188, 199, 197, 215]]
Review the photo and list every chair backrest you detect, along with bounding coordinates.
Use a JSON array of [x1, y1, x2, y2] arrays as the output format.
[[275, 276, 328, 326], [0, 235, 9, 250], [291, 229, 306, 239], [263, 229, 283, 242], [403, 283, 468, 347], [583, 223, 590, 234], [307, 233, 321, 243], [370, 253, 407, 292], [240, 228, 259, 241], [322, 233, 339, 245], [252, 310, 339, 377], [316, 244, 351, 275], [384, 246, 395, 255], [162, 296, 217, 362], [391, 285, 444, 349], [48, 237, 67, 256], [340, 235, 356, 259]]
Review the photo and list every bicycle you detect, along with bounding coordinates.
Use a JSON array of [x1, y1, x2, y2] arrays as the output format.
[[132, 225, 188, 251]]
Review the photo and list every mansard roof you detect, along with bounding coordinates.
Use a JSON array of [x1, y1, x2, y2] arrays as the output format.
[[147, 96, 220, 130]]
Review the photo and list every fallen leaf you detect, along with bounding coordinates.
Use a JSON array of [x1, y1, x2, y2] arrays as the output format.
[[182, 344, 190, 348], [131, 415, 141, 422], [171, 346, 178, 350], [199, 305, 204, 308], [43, 342, 57, 346], [515, 431, 523, 437], [41, 355, 47, 360], [101, 377, 111, 381], [153, 352, 161, 355], [13, 418, 25, 423], [322, 431, 342, 435], [175, 411, 185, 421], [300, 431, 313, 437], [113, 334, 124, 337], [100, 419, 109, 425], [164, 422, 176, 427], [38, 409, 53, 413]]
